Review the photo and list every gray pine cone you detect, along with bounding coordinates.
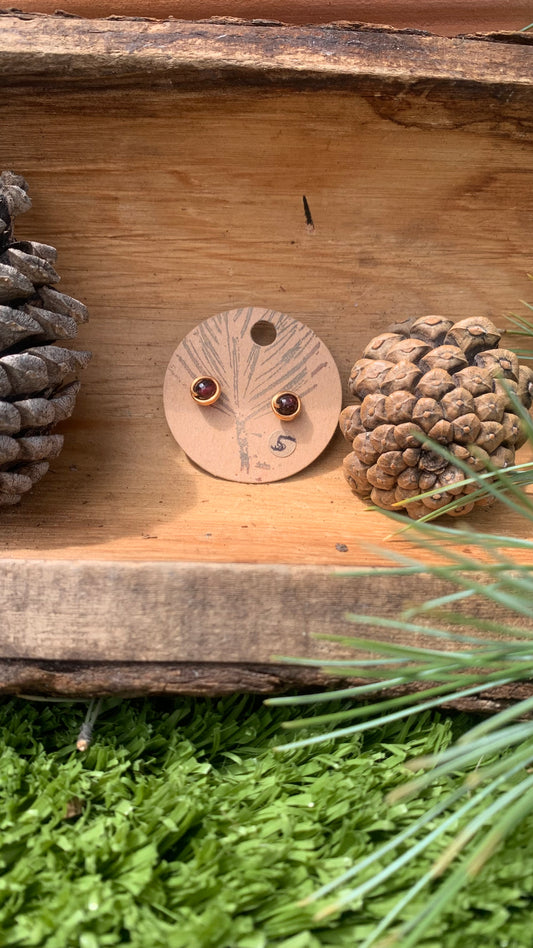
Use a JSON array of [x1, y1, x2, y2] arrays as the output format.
[[0, 171, 90, 506], [340, 315, 533, 518]]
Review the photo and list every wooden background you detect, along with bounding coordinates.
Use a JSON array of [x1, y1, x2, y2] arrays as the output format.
[[0, 17, 532, 693]]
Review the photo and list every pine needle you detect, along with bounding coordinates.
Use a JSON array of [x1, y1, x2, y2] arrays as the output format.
[[273, 295, 533, 946]]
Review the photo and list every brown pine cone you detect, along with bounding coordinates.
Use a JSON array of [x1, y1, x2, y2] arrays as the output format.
[[0, 171, 90, 506], [340, 315, 533, 518]]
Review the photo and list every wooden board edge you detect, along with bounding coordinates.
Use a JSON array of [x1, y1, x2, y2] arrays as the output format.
[[0, 14, 532, 94], [1, 8, 532, 45], [0, 558, 418, 662], [1, 659, 530, 713], [3, 560, 530, 706], [458, 30, 533, 46], [1, 558, 530, 664]]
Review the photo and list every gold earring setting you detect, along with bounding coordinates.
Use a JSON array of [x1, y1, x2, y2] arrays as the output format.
[[190, 376, 221, 406], [271, 391, 301, 420]]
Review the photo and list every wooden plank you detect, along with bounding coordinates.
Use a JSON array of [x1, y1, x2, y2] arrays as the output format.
[[0, 14, 532, 111], [0, 560, 413, 662], [0, 559, 531, 705], [0, 559, 529, 662]]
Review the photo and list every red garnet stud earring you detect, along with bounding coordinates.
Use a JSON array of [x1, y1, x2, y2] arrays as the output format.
[[271, 391, 301, 421], [190, 376, 221, 406]]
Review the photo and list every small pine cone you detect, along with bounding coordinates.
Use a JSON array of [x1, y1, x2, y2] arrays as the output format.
[[0, 172, 90, 506], [341, 314, 533, 518]]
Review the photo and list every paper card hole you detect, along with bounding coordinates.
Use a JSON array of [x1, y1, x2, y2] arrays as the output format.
[[250, 321, 277, 346]]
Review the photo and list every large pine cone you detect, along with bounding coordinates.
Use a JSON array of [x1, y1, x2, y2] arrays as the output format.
[[0, 171, 90, 506], [340, 315, 533, 518]]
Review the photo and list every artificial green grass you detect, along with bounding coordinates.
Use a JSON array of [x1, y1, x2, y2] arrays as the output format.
[[0, 695, 532, 948]]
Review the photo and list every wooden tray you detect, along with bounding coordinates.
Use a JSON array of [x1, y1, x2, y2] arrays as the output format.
[[1, 13, 533, 700]]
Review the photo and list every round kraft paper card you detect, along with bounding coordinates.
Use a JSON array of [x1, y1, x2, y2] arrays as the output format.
[[163, 307, 342, 483]]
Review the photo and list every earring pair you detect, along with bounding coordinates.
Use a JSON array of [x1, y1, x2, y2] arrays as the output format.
[[190, 375, 301, 420]]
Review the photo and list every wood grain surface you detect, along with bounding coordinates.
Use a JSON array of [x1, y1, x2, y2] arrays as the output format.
[[0, 561, 456, 662], [0, 17, 532, 695]]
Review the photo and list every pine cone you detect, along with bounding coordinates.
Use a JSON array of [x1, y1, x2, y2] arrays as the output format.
[[340, 315, 533, 518], [0, 171, 90, 506]]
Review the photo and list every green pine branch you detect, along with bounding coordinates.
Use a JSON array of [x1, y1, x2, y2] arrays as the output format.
[[268, 298, 533, 946]]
